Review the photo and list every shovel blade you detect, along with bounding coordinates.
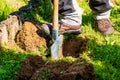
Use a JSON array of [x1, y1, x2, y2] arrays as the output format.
[[51, 35, 63, 60]]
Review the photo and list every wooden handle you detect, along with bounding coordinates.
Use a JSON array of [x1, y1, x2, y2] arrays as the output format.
[[53, 0, 59, 30]]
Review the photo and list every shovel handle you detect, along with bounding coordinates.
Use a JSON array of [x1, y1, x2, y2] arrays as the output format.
[[53, 0, 59, 30]]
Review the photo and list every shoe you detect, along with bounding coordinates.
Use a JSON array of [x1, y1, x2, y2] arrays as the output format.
[[41, 22, 82, 35], [41, 23, 53, 35], [96, 19, 114, 35], [59, 22, 82, 34]]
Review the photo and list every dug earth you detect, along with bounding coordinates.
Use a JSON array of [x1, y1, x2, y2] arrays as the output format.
[[18, 56, 95, 80], [0, 16, 95, 80], [16, 21, 95, 80]]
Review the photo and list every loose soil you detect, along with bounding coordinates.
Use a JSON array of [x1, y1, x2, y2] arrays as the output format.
[[18, 56, 95, 80], [15, 21, 95, 80], [63, 38, 87, 58], [16, 21, 48, 54]]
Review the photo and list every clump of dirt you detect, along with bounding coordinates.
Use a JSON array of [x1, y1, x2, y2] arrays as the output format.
[[63, 38, 87, 58], [18, 55, 95, 80], [16, 21, 48, 53]]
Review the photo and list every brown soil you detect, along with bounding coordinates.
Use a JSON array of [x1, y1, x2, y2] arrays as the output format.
[[63, 38, 87, 58], [18, 55, 95, 80], [16, 21, 48, 54]]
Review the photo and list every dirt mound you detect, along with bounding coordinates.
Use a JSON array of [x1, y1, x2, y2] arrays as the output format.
[[16, 21, 48, 54], [18, 56, 95, 80]]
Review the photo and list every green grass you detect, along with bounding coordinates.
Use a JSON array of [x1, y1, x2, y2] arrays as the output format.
[[0, 49, 30, 80], [0, 0, 14, 21], [111, 5, 120, 31], [0, 0, 26, 22], [0, 0, 120, 80], [79, 1, 120, 80], [22, 0, 53, 23]]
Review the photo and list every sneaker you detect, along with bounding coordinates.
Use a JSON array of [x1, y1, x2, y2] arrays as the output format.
[[96, 19, 114, 35], [41, 23, 53, 35], [41, 22, 82, 35]]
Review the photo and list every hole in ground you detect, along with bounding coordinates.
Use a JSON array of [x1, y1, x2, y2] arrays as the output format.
[[63, 37, 87, 58]]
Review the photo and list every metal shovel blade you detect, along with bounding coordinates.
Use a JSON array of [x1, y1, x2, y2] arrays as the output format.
[[51, 33, 63, 60]]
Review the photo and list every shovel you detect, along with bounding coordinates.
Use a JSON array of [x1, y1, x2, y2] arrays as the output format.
[[51, 0, 63, 60]]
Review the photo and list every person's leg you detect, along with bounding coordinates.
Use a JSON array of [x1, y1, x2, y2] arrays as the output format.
[[89, 0, 114, 35], [59, 0, 83, 25], [41, 0, 83, 35]]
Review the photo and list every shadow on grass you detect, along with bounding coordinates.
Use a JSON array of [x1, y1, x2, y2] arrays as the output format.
[[87, 38, 120, 80], [0, 49, 30, 80], [82, 13, 94, 26], [82, 13, 99, 32]]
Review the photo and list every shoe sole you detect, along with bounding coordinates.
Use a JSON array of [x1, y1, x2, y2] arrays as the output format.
[[103, 27, 114, 35], [59, 28, 82, 35]]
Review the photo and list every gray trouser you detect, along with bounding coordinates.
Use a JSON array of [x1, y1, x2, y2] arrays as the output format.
[[58, 0, 114, 25]]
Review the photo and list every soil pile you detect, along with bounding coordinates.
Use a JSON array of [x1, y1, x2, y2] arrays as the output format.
[[16, 21, 48, 54], [18, 55, 95, 80]]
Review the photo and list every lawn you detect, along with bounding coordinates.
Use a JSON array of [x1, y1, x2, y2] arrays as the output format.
[[0, 0, 120, 80]]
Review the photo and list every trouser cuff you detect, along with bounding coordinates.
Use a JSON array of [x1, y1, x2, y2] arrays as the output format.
[[93, 10, 111, 20]]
